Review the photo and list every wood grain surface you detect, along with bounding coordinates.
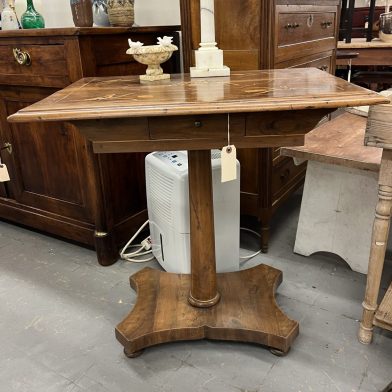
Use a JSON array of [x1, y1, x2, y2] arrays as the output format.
[[282, 112, 382, 172], [116, 265, 299, 356], [366, 102, 392, 149], [0, 26, 181, 38], [8, 69, 388, 123], [375, 282, 392, 332], [187, 150, 220, 308]]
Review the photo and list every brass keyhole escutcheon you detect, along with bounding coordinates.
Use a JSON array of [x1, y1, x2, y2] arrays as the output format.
[[13, 48, 32, 66]]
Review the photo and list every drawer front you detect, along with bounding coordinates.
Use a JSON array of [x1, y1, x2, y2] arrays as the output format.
[[275, 6, 337, 63], [276, 53, 333, 73], [278, 12, 336, 46], [149, 114, 245, 140], [0, 44, 70, 88], [272, 156, 306, 198]]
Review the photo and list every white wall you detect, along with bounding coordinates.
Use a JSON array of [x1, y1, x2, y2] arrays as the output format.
[[13, 0, 180, 28], [355, 0, 390, 7]]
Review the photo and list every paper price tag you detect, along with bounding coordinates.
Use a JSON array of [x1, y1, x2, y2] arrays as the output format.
[[0, 157, 10, 182], [221, 145, 237, 183]]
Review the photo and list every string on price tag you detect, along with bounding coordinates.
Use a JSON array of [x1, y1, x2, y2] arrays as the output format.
[[221, 113, 237, 183]]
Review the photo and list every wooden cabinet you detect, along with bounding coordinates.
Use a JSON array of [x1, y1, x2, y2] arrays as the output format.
[[0, 27, 180, 265], [180, 0, 340, 251]]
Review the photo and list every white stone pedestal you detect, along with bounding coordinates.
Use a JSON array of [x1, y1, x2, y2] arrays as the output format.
[[191, 44, 230, 78], [294, 160, 379, 274], [190, 0, 230, 78]]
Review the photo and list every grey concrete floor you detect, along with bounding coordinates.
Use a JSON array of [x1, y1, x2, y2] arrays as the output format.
[[0, 192, 391, 392]]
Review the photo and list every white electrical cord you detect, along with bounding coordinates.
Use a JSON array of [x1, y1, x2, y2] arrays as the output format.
[[120, 221, 262, 264], [240, 227, 262, 262], [120, 220, 155, 263]]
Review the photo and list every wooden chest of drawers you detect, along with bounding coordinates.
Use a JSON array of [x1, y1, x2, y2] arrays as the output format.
[[0, 27, 180, 266], [180, 0, 340, 251]]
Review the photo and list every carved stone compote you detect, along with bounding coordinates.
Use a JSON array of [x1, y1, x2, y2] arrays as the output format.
[[126, 36, 178, 82]]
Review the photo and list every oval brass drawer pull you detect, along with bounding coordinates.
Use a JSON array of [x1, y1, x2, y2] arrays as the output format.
[[13, 48, 32, 66], [1, 142, 12, 155], [285, 23, 300, 30]]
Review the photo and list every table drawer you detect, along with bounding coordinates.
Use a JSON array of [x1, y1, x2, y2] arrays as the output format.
[[0, 44, 70, 88], [149, 114, 245, 140], [272, 156, 306, 198], [275, 5, 337, 63]]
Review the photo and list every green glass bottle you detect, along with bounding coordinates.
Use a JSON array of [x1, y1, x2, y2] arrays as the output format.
[[21, 0, 45, 29]]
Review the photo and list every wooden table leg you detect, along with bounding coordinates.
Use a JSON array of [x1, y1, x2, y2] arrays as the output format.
[[359, 150, 392, 344], [187, 150, 220, 307], [115, 149, 299, 357]]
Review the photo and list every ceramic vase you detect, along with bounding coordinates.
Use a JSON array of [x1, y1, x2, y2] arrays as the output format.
[[70, 0, 93, 27], [1, 0, 19, 30], [107, 0, 134, 27], [92, 0, 109, 26], [380, 4, 392, 43], [21, 0, 45, 29]]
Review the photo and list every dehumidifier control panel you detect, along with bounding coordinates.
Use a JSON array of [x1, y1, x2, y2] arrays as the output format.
[[153, 151, 188, 172]]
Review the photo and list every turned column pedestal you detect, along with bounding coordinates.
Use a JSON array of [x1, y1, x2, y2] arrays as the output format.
[[116, 149, 298, 357]]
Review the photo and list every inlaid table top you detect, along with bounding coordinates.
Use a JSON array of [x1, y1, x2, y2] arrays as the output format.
[[8, 69, 387, 123]]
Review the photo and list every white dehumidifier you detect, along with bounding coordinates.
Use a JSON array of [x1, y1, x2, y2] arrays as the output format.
[[145, 150, 240, 274]]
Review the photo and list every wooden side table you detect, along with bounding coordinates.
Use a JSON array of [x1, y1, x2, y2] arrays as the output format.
[[281, 112, 381, 274], [9, 69, 386, 357], [359, 101, 392, 344]]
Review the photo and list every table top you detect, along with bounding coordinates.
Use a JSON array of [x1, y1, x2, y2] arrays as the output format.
[[8, 69, 388, 123], [281, 112, 381, 172], [338, 38, 392, 49]]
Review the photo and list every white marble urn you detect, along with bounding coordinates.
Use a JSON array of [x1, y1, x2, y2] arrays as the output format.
[[126, 37, 178, 82]]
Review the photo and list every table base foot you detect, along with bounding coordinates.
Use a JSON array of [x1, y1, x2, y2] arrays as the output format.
[[115, 264, 299, 355]]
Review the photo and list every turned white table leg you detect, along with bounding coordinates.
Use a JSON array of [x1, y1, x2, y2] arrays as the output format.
[[359, 150, 392, 344]]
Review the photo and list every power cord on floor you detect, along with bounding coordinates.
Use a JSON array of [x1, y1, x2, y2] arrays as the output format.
[[120, 220, 155, 263], [240, 227, 262, 262], [120, 221, 262, 264]]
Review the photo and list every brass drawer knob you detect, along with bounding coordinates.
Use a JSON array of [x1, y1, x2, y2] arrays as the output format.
[[318, 65, 328, 71], [321, 21, 333, 28], [194, 121, 202, 128], [13, 48, 31, 66]]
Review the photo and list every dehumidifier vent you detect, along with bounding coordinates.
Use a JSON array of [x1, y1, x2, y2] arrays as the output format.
[[211, 150, 221, 160], [147, 165, 174, 225]]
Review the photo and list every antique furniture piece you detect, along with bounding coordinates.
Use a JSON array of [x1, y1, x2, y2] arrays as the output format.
[[337, 38, 392, 90], [180, 0, 341, 251], [358, 100, 392, 344], [9, 69, 386, 356], [282, 112, 382, 274], [0, 26, 180, 266], [340, 0, 377, 43], [337, 38, 392, 66]]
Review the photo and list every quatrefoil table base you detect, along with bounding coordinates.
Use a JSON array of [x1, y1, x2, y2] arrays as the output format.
[[115, 264, 299, 357]]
